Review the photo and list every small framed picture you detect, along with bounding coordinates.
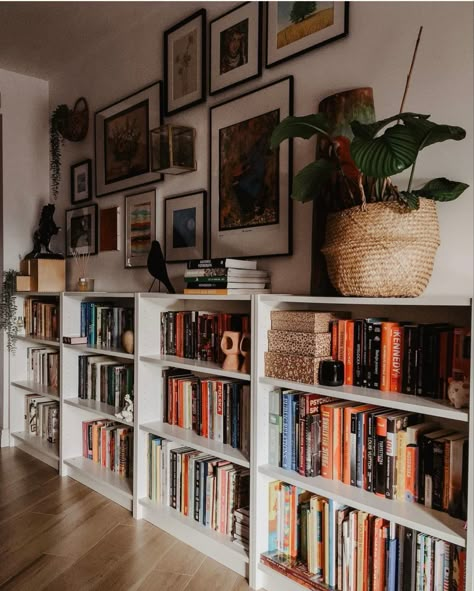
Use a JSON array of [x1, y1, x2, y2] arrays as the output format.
[[71, 159, 92, 204], [100, 206, 121, 252], [209, 2, 262, 96], [164, 190, 207, 263], [164, 9, 206, 116], [266, 2, 349, 68], [125, 189, 156, 268], [65, 204, 98, 257]]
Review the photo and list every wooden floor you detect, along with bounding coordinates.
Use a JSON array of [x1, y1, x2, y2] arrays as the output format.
[[0, 447, 250, 591]]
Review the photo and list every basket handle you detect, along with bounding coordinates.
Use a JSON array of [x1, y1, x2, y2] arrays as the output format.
[[73, 97, 88, 113]]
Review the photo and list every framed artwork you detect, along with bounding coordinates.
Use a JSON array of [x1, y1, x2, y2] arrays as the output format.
[[164, 190, 207, 263], [95, 81, 163, 197], [70, 159, 92, 204], [164, 9, 206, 116], [266, 2, 349, 68], [209, 2, 262, 96], [125, 189, 156, 268], [210, 76, 293, 259], [100, 206, 121, 252], [65, 204, 98, 257]]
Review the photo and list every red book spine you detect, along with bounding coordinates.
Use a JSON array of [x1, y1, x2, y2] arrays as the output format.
[[345, 321, 354, 386]]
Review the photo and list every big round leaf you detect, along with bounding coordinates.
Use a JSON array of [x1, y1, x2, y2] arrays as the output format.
[[270, 114, 330, 150], [291, 159, 335, 202]]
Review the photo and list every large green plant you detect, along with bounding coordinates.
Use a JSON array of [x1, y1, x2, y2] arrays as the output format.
[[0, 270, 18, 352]]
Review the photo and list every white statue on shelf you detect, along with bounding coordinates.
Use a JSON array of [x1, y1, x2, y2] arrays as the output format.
[[115, 394, 134, 422]]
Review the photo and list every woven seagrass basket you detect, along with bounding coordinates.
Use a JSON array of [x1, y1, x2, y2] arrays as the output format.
[[321, 198, 440, 297]]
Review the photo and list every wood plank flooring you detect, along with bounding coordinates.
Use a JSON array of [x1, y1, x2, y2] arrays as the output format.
[[0, 447, 251, 591]]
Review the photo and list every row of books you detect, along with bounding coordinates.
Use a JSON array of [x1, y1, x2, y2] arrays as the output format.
[[82, 419, 133, 478], [160, 310, 250, 363], [80, 301, 134, 349], [163, 370, 250, 458], [232, 506, 249, 553], [23, 298, 59, 340], [24, 394, 59, 443], [264, 481, 466, 591], [269, 389, 468, 519], [333, 318, 470, 398], [148, 435, 250, 538], [27, 346, 59, 390], [78, 354, 134, 409]]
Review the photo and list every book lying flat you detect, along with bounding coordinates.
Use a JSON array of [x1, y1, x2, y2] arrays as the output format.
[[187, 258, 257, 270], [185, 282, 268, 290], [183, 288, 271, 295], [184, 268, 268, 278], [63, 336, 88, 344]]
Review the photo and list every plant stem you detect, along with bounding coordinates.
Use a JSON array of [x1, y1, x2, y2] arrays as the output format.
[[399, 26, 423, 114], [407, 161, 417, 193]]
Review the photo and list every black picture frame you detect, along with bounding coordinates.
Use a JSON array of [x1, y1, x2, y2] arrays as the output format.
[[164, 190, 207, 263], [94, 81, 163, 197], [209, 2, 262, 96], [65, 204, 98, 257], [70, 159, 92, 204], [164, 8, 206, 116], [265, 2, 349, 68]]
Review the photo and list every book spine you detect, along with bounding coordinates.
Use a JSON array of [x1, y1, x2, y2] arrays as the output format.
[[354, 320, 364, 387], [375, 416, 387, 497], [282, 394, 291, 470], [432, 440, 445, 511], [321, 405, 332, 479], [345, 321, 354, 386]]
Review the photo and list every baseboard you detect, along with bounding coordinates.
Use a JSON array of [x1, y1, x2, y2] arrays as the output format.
[[1, 429, 10, 447]]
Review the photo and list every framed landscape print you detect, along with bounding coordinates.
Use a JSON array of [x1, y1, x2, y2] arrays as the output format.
[[65, 204, 98, 257], [125, 189, 156, 268], [266, 2, 349, 68], [95, 81, 163, 197], [210, 76, 293, 259], [164, 9, 206, 116], [209, 2, 262, 96], [164, 190, 207, 263], [70, 159, 92, 204]]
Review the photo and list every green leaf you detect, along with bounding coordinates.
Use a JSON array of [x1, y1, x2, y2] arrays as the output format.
[[399, 191, 420, 210], [350, 125, 419, 178], [291, 159, 335, 202], [270, 114, 330, 149], [351, 112, 430, 139], [403, 117, 466, 150], [413, 178, 469, 201]]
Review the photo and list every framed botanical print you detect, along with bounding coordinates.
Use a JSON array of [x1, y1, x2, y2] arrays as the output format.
[[209, 2, 262, 96], [125, 189, 156, 268], [210, 76, 293, 259], [164, 9, 206, 116], [164, 190, 207, 263], [70, 159, 92, 204], [266, 2, 349, 68], [65, 204, 98, 257], [95, 81, 163, 197]]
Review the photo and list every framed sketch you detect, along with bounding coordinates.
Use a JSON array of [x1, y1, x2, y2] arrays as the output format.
[[164, 190, 207, 263], [125, 189, 156, 268], [70, 159, 92, 204], [65, 204, 98, 257], [266, 2, 349, 68], [209, 2, 262, 96], [95, 81, 163, 197], [164, 9, 206, 116], [210, 76, 293, 259]]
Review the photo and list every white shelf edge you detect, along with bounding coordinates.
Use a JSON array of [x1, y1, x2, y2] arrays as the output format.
[[16, 335, 60, 347], [139, 293, 252, 301], [63, 343, 134, 360], [11, 380, 60, 402], [11, 431, 59, 461], [140, 354, 250, 381], [15, 291, 61, 297], [65, 291, 136, 298], [258, 563, 312, 591], [257, 294, 472, 307], [63, 397, 134, 427]]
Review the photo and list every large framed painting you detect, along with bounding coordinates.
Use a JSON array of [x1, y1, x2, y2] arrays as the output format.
[[125, 189, 156, 268], [210, 76, 293, 259], [164, 190, 207, 263], [65, 204, 98, 257], [209, 2, 262, 96], [266, 2, 349, 68], [95, 81, 163, 197], [164, 9, 206, 116]]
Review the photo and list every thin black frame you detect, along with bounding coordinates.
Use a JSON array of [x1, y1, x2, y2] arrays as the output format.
[[209, 2, 262, 97], [164, 8, 207, 116], [65, 203, 98, 257], [70, 158, 92, 204], [164, 190, 208, 264], [265, 2, 349, 69]]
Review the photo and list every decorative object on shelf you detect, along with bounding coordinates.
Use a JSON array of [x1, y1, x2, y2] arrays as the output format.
[[100, 206, 121, 252], [239, 332, 251, 373], [115, 394, 134, 423], [209, 2, 262, 96], [164, 9, 206, 116], [95, 81, 163, 197], [265, 1, 349, 68], [221, 331, 241, 371], [76, 277, 94, 292], [318, 359, 344, 387], [125, 189, 156, 268], [65, 204, 98, 257], [210, 76, 293, 259], [150, 124, 196, 174], [18, 257, 65, 292], [71, 159, 92, 204], [164, 190, 207, 263], [25, 204, 63, 260], [447, 378, 470, 409], [146, 240, 175, 294], [73, 251, 94, 291], [122, 329, 134, 354], [0, 269, 18, 352]]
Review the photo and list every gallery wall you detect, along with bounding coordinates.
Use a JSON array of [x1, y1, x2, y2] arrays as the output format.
[[48, 1, 473, 296]]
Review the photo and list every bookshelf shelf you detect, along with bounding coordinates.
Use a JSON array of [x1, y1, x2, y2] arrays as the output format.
[[11, 380, 60, 402], [140, 421, 250, 468], [259, 294, 472, 308], [63, 343, 134, 360], [258, 563, 317, 591], [16, 335, 60, 347], [140, 354, 250, 381], [63, 398, 134, 427], [11, 431, 59, 468]]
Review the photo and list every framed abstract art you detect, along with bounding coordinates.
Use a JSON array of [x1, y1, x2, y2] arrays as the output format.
[[124, 189, 156, 268], [164, 190, 207, 263]]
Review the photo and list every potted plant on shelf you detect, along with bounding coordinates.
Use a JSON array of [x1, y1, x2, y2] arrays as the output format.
[[0, 270, 18, 352]]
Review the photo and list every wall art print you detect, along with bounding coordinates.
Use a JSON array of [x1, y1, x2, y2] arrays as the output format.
[[70, 159, 92, 204], [65, 204, 98, 257], [164, 190, 207, 263], [125, 189, 156, 268]]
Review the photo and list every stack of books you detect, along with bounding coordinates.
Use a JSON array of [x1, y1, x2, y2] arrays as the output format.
[[232, 506, 249, 552], [78, 354, 134, 409], [80, 301, 134, 349], [24, 394, 59, 443], [27, 346, 59, 391], [24, 298, 59, 340], [82, 419, 133, 478], [183, 258, 271, 295]]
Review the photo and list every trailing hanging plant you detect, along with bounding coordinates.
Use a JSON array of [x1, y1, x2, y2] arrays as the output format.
[[0, 270, 18, 352], [50, 104, 69, 201]]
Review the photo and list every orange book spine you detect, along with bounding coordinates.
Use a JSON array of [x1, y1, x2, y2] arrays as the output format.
[[389, 325, 403, 392], [289, 486, 298, 558], [405, 444, 417, 503], [337, 320, 347, 363], [343, 407, 356, 485], [331, 321, 338, 360], [372, 518, 386, 591], [333, 406, 344, 481], [321, 405, 333, 479], [381, 322, 397, 391], [201, 381, 208, 438], [101, 426, 107, 467], [92, 423, 100, 463], [345, 321, 354, 386], [363, 515, 369, 591]]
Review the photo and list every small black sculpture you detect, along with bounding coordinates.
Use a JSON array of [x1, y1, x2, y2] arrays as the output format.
[[147, 240, 175, 293], [25, 204, 64, 259]]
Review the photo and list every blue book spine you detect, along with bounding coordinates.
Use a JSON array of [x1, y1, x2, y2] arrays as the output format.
[[80, 302, 87, 337], [356, 412, 364, 488], [388, 536, 398, 591]]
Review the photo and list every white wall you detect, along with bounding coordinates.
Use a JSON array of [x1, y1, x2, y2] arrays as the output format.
[[49, 1, 473, 297]]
